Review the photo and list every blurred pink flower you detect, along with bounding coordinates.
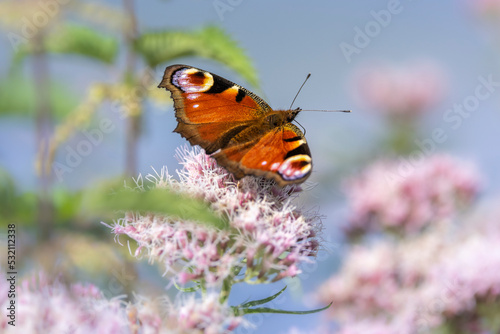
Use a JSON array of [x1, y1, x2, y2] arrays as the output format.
[[335, 318, 411, 334], [0, 270, 246, 334], [345, 154, 480, 235], [471, 0, 500, 18], [111, 146, 320, 286], [316, 243, 400, 318], [316, 232, 445, 322], [316, 207, 500, 333], [176, 293, 245, 333], [286, 326, 328, 334], [128, 292, 245, 334], [352, 61, 446, 118], [0, 271, 127, 333], [426, 233, 500, 316]]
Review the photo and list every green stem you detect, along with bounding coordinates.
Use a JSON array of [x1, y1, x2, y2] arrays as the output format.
[[33, 29, 54, 241], [219, 276, 233, 304], [386, 116, 418, 155], [200, 279, 207, 296], [122, 0, 140, 177], [219, 264, 245, 303]]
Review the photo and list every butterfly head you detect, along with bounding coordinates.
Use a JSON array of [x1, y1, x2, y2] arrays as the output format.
[[288, 107, 302, 122], [266, 108, 302, 128]]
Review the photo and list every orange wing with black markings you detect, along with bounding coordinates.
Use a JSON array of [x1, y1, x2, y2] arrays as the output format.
[[158, 64, 312, 186], [213, 124, 312, 185]]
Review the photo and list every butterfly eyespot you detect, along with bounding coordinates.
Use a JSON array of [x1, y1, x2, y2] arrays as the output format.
[[278, 155, 312, 181], [172, 68, 214, 93]]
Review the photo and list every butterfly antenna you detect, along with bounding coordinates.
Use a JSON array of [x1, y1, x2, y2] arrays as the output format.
[[289, 73, 311, 110], [295, 119, 307, 136], [301, 109, 352, 113]]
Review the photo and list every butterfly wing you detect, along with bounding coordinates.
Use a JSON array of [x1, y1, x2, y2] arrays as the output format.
[[213, 123, 312, 186], [159, 65, 272, 154], [159, 64, 312, 186]]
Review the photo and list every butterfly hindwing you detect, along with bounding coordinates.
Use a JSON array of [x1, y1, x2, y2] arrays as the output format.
[[214, 123, 312, 185], [159, 64, 312, 186]]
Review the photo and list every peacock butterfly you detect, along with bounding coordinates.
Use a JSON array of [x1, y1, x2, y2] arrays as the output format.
[[158, 64, 316, 187]]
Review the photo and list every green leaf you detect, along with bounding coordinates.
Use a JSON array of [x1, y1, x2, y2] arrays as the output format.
[[233, 286, 332, 316], [82, 180, 228, 230], [0, 73, 77, 118], [239, 286, 288, 308], [135, 25, 258, 87], [14, 24, 119, 64], [238, 302, 333, 316], [46, 24, 119, 64]]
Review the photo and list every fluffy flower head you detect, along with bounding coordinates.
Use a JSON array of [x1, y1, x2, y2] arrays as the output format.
[[317, 210, 500, 333], [352, 61, 446, 118], [111, 146, 320, 286], [345, 154, 480, 235]]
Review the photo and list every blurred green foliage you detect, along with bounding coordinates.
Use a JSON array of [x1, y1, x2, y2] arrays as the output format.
[[0, 168, 36, 226], [135, 25, 258, 86], [0, 72, 78, 118], [81, 180, 228, 230], [13, 24, 119, 65]]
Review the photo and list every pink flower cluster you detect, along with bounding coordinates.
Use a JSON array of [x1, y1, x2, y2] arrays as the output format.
[[316, 233, 443, 323], [127, 292, 244, 334], [335, 319, 409, 334], [0, 270, 244, 334], [316, 215, 500, 333], [0, 271, 126, 333], [111, 146, 320, 286], [176, 293, 244, 333], [352, 61, 446, 118], [345, 155, 480, 235]]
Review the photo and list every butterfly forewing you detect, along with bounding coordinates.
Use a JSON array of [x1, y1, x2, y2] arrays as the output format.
[[158, 64, 312, 186]]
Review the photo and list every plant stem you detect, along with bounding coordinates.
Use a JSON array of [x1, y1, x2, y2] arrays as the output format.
[[122, 0, 140, 177], [387, 116, 418, 155], [219, 276, 234, 304], [33, 30, 54, 241]]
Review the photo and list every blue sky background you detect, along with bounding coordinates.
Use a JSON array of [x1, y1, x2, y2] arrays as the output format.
[[2, 1, 500, 333]]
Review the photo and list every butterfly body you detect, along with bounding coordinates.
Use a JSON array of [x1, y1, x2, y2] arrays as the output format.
[[158, 65, 312, 187]]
